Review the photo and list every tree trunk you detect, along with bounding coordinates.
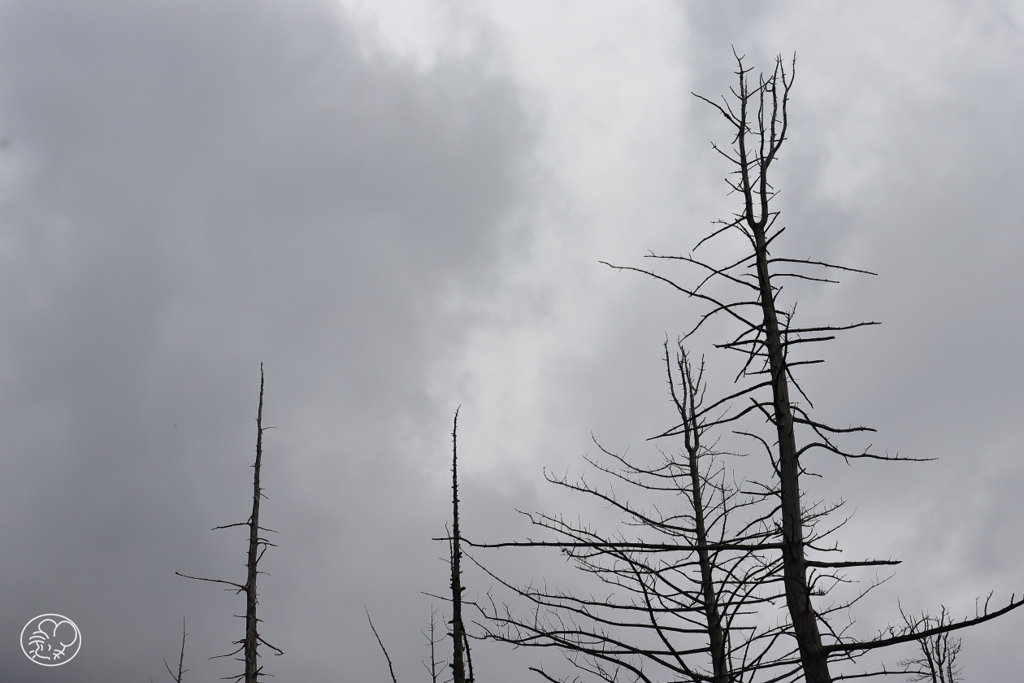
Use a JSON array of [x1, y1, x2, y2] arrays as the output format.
[[751, 224, 831, 683], [244, 366, 266, 683], [450, 408, 470, 683], [680, 354, 729, 683]]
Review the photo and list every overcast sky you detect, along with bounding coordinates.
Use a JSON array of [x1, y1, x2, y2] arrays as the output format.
[[0, 1, 1022, 681]]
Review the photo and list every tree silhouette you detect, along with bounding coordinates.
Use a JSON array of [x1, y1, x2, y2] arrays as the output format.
[[422, 607, 446, 683], [472, 343, 807, 683], [449, 407, 475, 683], [602, 51, 1023, 682], [471, 50, 1022, 683], [152, 618, 188, 683], [177, 365, 282, 683], [369, 408, 475, 683], [898, 607, 963, 683]]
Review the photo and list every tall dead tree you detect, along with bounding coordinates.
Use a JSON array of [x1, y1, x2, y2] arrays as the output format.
[[177, 365, 283, 683], [473, 342, 803, 683], [603, 52, 1023, 682], [449, 407, 474, 683]]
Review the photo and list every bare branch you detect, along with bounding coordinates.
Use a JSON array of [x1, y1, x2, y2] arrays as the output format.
[[366, 608, 399, 683]]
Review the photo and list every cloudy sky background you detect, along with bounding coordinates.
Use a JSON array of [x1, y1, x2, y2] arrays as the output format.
[[0, 0, 1022, 681]]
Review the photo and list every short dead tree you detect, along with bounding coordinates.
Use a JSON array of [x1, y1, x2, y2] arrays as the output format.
[[152, 618, 188, 683], [898, 607, 963, 683], [472, 342, 804, 683]]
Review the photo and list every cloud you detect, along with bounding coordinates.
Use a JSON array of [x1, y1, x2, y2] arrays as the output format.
[[0, 0, 535, 680], [0, 1, 1022, 681]]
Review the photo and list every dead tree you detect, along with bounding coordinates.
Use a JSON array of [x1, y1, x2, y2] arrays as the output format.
[[152, 618, 189, 683], [472, 342, 803, 683], [898, 607, 963, 683], [177, 365, 283, 683], [602, 52, 1023, 682], [449, 407, 475, 683], [423, 607, 447, 683], [369, 408, 475, 683]]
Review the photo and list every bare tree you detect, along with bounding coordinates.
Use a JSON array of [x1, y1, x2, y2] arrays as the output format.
[[369, 408, 475, 683], [898, 607, 963, 683], [449, 407, 475, 683], [152, 618, 189, 683], [177, 365, 283, 683], [602, 51, 1023, 682], [471, 342, 805, 683], [423, 607, 447, 683]]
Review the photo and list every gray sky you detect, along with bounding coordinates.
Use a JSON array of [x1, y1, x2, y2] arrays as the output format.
[[0, 1, 1022, 681]]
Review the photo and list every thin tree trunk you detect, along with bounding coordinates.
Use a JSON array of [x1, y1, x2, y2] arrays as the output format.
[[175, 365, 281, 682], [450, 408, 469, 683], [678, 353, 729, 683], [244, 366, 266, 683]]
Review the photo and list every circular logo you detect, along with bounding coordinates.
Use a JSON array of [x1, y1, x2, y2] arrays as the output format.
[[20, 614, 81, 666]]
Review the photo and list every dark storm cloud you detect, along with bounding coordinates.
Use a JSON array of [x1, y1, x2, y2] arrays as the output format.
[[0, 1, 535, 680], [2, 1, 1022, 682]]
